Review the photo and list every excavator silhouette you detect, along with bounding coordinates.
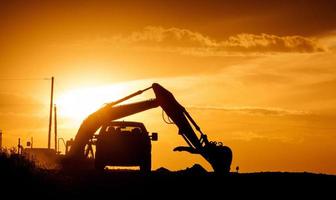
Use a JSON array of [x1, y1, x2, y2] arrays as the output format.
[[66, 83, 232, 173]]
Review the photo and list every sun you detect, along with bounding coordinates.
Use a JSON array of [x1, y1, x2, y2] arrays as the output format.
[[56, 84, 130, 122]]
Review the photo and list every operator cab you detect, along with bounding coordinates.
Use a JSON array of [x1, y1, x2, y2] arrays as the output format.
[[95, 121, 158, 172]]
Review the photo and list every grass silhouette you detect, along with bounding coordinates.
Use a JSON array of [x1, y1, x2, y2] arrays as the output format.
[[1, 148, 335, 198]]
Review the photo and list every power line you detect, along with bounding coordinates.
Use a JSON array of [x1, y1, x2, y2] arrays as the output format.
[[0, 78, 50, 81], [0, 104, 49, 105]]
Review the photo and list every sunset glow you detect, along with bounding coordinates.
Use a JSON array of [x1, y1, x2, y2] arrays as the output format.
[[1, 0, 336, 174], [56, 84, 130, 121]]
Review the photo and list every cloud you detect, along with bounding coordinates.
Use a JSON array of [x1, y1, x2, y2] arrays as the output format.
[[187, 106, 311, 116], [127, 26, 217, 47], [223, 33, 326, 53], [95, 26, 327, 56]]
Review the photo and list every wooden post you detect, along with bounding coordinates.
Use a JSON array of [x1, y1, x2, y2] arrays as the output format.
[[54, 104, 57, 151], [18, 138, 21, 154], [0, 129, 2, 149]]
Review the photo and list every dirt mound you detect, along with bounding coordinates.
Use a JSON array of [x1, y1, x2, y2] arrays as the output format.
[[178, 164, 207, 174]]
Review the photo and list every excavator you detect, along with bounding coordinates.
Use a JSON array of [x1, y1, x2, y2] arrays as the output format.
[[66, 83, 232, 173]]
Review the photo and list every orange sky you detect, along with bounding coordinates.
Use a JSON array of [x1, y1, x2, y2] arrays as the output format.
[[1, 0, 336, 174]]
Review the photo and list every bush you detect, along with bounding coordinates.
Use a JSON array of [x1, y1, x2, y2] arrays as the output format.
[[0, 148, 39, 182]]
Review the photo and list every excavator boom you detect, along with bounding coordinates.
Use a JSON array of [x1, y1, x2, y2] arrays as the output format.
[[68, 83, 232, 173]]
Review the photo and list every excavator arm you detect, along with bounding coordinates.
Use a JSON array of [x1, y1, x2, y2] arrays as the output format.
[[68, 83, 232, 173]]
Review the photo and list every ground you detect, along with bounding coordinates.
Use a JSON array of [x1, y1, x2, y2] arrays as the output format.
[[1, 152, 335, 198]]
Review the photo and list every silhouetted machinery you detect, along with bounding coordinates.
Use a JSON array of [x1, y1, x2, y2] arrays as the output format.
[[95, 121, 157, 172], [65, 83, 232, 173]]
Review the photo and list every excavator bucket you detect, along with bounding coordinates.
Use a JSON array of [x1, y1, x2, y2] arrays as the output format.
[[204, 144, 233, 173]]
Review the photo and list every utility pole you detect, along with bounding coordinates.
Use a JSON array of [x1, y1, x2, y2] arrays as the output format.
[[0, 129, 2, 149], [54, 104, 57, 151], [48, 76, 54, 149], [18, 138, 21, 154]]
